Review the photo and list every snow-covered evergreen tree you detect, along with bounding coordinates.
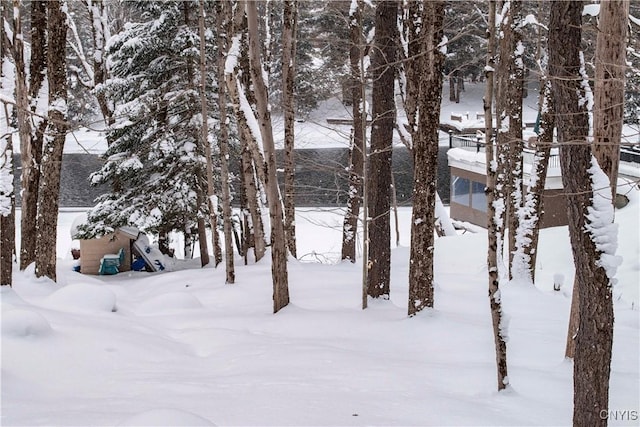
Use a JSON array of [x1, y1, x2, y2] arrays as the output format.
[[77, 1, 219, 240]]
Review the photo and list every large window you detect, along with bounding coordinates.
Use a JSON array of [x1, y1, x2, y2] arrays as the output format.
[[471, 181, 487, 212], [451, 176, 470, 206], [451, 175, 487, 212]]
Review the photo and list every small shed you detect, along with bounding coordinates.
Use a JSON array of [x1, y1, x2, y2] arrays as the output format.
[[78, 227, 139, 275]]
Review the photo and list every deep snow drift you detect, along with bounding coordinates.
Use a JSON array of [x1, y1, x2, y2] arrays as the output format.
[[2, 184, 639, 426]]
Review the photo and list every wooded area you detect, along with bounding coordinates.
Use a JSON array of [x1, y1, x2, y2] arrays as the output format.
[[1, 1, 638, 423]]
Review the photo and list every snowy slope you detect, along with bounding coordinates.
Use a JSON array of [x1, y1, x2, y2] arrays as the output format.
[[2, 185, 639, 426]]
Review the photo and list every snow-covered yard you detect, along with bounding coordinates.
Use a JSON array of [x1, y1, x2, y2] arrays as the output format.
[[2, 183, 639, 426]]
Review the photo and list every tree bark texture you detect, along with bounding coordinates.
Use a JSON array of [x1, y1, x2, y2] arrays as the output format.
[[495, 0, 524, 280], [87, 0, 113, 126], [35, 0, 68, 281], [1, 136, 15, 286], [246, 1, 289, 313], [341, 0, 365, 263], [549, 2, 614, 425], [194, 0, 221, 267], [216, 0, 235, 283], [282, 0, 298, 259], [408, 0, 445, 316], [225, 9, 266, 263], [367, 0, 397, 299], [593, 0, 629, 201], [518, 78, 554, 283], [484, 0, 509, 391]]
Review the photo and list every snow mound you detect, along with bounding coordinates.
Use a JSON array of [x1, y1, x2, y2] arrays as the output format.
[[118, 408, 216, 426], [44, 283, 117, 313], [136, 292, 203, 315], [2, 309, 53, 338]]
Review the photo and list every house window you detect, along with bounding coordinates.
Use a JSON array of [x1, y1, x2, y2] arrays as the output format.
[[452, 174, 487, 212], [451, 176, 470, 205], [471, 181, 487, 212]]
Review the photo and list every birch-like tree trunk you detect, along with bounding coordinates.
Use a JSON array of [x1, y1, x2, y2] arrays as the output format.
[[407, 0, 445, 316], [549, 2, 616, 425], [35, 0, 68, 281], [215, 0, 235, 283], [495, 0, 524, 280], [282, 0, 298, 259], [484, 0, 509, 391], [225, 7, 266, 262], [246, 0, 289, 313], [367, 0, 397, 299], [341, 0, 365, 263]]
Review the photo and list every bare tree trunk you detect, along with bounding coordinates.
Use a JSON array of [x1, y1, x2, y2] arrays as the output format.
[[0, 133, 14, 287], [215, 0, 235, 283], [549, 2, 615, 425], [495, 0, 524, 281], [225, 8, 266, 262], [86, 0, 113, 127], [484, 0, 509, 391], [241, 143, 265, 262], [246, 0, 289, 313], [341, 0, 365, 263], [1, 4, 15, 286], [367, 0, 397, 299], [22, 0, 47, 270], [565, 276, 579, 358], [408, 0, 445, 316], [282, 0, 298, 259], [593, 0, 629, 200], [515, 78, 554, 283], [9, 0, 41, 270], [35, 0, 68, 281], [196, 189, 210, 267]]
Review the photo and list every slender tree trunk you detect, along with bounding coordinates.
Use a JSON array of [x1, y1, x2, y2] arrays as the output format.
[[485, 0, 509, 391], [408, 0, 445, 316], [193, 0, 221, 267], [282, 0, 298, 259], [495, 0, 524, 281], [196, 189, 210, 267], [515, 78, 554, 283], [225, 9, 266, 262], [565, 276, 580, 358], [341, 0, 365, 263], [87, 0, 113, 127], [246, 0, 289, 313], [215, 0, 235, 283], [0, 134, 15, 287], [35, 0, 68, 281], [367, 0, 397, 299], [10, 0, 37, 270], [549, 2, 615, 425], [593, 0, 629, 200]]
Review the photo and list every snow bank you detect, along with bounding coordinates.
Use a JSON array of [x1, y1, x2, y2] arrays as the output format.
[[2, 309, 53, 338], [43, 283, 117, 313], [118, 409, 216, 426], [135, 291, 203, 315]]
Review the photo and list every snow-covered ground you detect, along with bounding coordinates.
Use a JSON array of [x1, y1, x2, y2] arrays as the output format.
[[4, 82, 639, 425], [2, 182, 639, 425]]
